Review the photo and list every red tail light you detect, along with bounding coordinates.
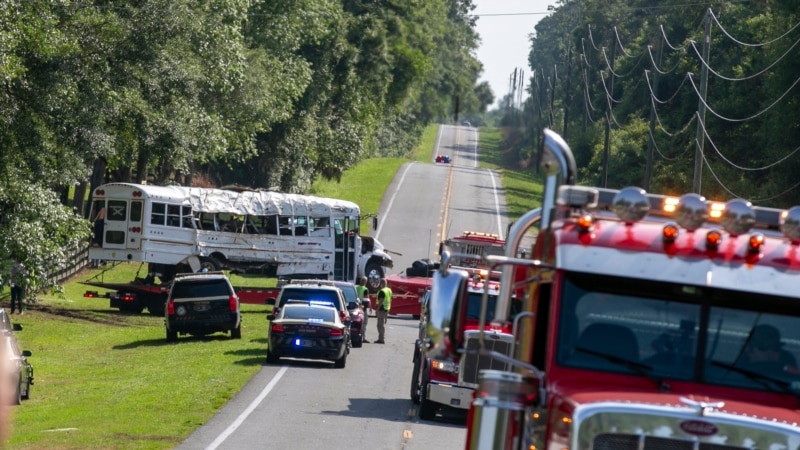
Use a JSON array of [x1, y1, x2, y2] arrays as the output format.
[[271, 323, 285, 333], [330, 328, 344, 336], [339, 311, 348, 322], [167, 299, 175, 316], [229, 295, 237, 311]]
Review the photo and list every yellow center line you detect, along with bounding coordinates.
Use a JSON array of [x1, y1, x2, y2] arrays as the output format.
[[440, 126, 458, 243]]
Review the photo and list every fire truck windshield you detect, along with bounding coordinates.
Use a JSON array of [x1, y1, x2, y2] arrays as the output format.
[[465, 292, 522, 322], [556, 272, 800, 396]]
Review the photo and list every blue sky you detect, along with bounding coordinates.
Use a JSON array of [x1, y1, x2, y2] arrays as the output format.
[[473, 0, 553, 108]]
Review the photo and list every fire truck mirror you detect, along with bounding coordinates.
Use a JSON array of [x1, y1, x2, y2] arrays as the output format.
[[425, 268, 470, 360]]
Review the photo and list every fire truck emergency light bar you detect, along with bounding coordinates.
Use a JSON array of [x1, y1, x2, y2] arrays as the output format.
[[557, 185, 800, 240]]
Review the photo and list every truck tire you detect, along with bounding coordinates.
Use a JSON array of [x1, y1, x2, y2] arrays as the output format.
[[364, 261, 384, 293], [166, 328, 178, 342], [266, 350, 280, 364], [418, 364, 437, 420], [231, 326, 242, 339], [410, 351, 421, 404], [120, 304, 145, 314], [147, 302, 165, 317]]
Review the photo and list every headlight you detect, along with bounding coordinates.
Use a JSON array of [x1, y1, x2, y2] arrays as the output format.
[[431, 359, 459, 373]]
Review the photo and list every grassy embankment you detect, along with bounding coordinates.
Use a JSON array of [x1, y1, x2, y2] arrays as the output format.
[[5, 124, 540, 449]]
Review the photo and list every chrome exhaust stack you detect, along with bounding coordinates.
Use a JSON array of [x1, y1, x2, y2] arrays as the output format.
[[494, 129, 576, 322], [423, 251, 468, 359]]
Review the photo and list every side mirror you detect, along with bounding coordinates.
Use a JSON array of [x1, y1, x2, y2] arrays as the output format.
[[265, 297, 276, 306], [22, 350, 32, 357], [267, 314, 275, 321], [347, 302, 358, 310], [13, 324, 22, 331], [424, 266, 469, 360]]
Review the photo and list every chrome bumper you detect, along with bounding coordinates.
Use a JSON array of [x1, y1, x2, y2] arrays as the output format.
[[426, 382, 473, 410]]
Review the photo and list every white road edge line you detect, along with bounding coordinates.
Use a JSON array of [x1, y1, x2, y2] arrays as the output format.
[[204, 366, 289, 450], [488, 169, 504, 241], [375, 162, 417, 241]]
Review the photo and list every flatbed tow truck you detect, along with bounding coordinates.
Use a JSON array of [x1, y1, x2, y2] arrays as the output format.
[[83, 264, 280, 315]]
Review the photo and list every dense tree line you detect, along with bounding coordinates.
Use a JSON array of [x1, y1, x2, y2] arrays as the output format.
[[0, 0, 492, 294], [504, 0, 799, 207]]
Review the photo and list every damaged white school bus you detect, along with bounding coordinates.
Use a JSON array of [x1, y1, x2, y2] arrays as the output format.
[[88, 183, 393, 291]]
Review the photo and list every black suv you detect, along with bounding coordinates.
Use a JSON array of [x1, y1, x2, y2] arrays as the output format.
[[165, 272, 241, 341]]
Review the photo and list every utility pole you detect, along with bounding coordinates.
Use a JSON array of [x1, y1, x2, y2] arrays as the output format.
[[601, 43, 616, 188], [644, 32, 663, 191], [693, 9, 712, 194]]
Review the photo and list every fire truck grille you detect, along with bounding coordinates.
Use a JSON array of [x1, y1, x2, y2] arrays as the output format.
[[460, 333, 514, 386], [593, 433, 746, 450]]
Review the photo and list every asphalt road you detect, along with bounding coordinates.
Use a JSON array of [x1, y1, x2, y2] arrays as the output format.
[[176, 124, 510, 450]]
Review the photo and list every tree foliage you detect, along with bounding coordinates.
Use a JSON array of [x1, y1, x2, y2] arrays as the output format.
[[506, 0, 800, 207], [0, 0, 490, 291]]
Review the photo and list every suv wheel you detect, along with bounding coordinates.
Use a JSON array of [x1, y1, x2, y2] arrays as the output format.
[[231, 326, 242, 339], [166, 328, 178, 342]]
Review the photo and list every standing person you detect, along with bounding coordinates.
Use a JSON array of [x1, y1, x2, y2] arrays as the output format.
[[355, 277, 370, 343], [375, 278, 392, 344], [8, 258, 27, 314], [92, 203, 106, 247]]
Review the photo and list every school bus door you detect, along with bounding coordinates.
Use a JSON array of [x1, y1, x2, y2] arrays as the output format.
[[102, 199, 143, 250]]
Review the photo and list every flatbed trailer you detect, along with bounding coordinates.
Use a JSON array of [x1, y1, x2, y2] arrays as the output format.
[[83, 279, 279, 315]]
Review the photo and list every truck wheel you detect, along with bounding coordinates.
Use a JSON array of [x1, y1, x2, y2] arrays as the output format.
[[266, 351, 280, 364], [120, 304, 145, 314], [166, 328, 178, 342], [418, 364, 436, 420], [410, 351, 421, 404], [148, 303, 165, 317], [231, 326, 242, 339], [199, 256, 222, 272], [364, 261, 384, 293]]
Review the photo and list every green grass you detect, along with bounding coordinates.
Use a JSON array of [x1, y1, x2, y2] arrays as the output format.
[[477, 127, 543, 221], [5, 123, 541, 449]]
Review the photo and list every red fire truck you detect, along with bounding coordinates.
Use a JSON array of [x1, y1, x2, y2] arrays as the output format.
[[410, 269, 522, 420], [425, 129, 800, 448]]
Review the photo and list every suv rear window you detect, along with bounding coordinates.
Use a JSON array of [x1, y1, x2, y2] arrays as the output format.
[[279, 288, 341, 310], [171, 279, 231, 298]]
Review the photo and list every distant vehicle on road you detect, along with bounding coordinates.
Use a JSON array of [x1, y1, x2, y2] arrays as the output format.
[[435, 154, 451, 164]]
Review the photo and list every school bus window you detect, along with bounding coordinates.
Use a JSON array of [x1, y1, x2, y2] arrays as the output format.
[[130, 201, 143, 222], [108, 200, 128, 222], [151, 203, 166, 225], [295, 216, 308, 236], [279, 216, 293, 236], [262, 215, 279, 235], [167, 204, 181, 227]]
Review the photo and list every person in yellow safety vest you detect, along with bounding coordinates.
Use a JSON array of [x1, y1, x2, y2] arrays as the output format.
[[355, 276, 370, 343], [375, 278, 392, 344]]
